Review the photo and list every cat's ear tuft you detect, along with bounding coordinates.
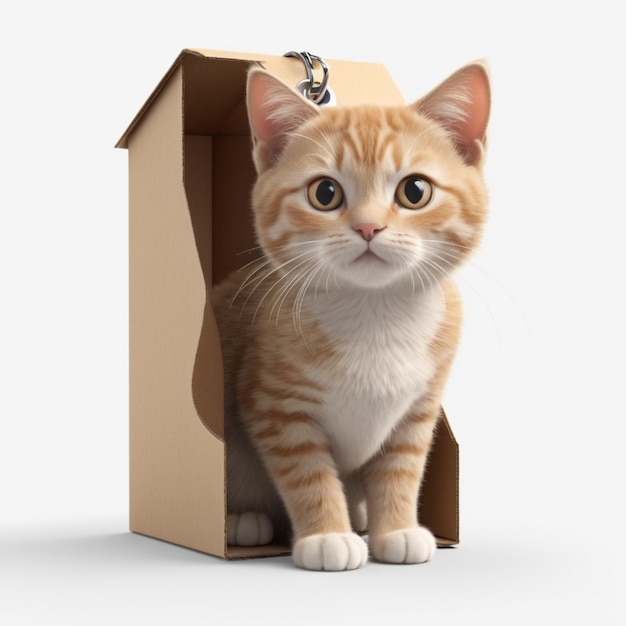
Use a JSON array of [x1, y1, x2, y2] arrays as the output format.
[[247, 67, 320, 172], [414, 62, 491, 166]]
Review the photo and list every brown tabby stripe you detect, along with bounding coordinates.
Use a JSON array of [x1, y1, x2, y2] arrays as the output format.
[[267, 442, 329, 458], [250, 410, 313, 427], [252, 417, 322, 441], [375, 467, 420, 482], [331, 136, 345, 171], [283, 469, 338, 491], [391, 136, 404, 170], [258, 184, 299, 235], [383, 443, 426, 456], [437, 179, 487, 228], [254, 382, 319, 405], [268, 364, 324, 393]]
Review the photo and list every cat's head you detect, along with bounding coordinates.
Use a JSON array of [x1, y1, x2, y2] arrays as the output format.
[[246, 61, 490, 291]]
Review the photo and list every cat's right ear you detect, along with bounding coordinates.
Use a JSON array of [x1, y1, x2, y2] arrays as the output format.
[[247, 68, 320, 172]]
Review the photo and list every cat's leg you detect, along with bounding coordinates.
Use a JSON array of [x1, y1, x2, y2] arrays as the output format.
[[227, 512, 273, 546], [362, 408, 439, 564], [245, 410, 368, 571], [226, 415, 283, 547]]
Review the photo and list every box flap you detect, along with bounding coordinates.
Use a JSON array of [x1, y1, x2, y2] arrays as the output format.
[[116, 48, 405, 148], [419, 409, 459, 545], [116, 49, 244, 148]]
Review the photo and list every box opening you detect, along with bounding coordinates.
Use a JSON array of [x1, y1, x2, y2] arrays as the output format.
[[184, 57, 259, 441]]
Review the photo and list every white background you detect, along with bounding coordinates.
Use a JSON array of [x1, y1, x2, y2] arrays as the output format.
[[1, 1, 624, 624]]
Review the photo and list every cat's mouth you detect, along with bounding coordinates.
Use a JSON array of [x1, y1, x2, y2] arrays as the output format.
[[352, 249, 387, 265]]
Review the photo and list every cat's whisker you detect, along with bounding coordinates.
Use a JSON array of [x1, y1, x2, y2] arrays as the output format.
[[314, 263, 332, 301], [234, 263, 284, 312], [254, 251, 321, 324], [427, 248, 466, 267], [235, 244, 266, 257], [274, 271, 310, 327], [387, 251, 416, 297], [265, 239, 324, 252], [234, 255, 269, 274], [332, 263, 342, 290], [324, 263, 334, 296], [404, 259, 417, 297], [233, 240, 323, 279], [293, 270, 314, 337], [234, 250, 317, 317], [421, 239, 474, 257], [235, 241, 322, 295], [269, 256, 319, 325], [312, 264, 324, 301], [420, 259, 449, 302], [297, 261, 326, 332], [277, 260, 326, 351], [233, 242, 320, 276], [413, 264, 428, 293], [268, 269, 304, 325], [458, 278, 504, 346], [462, 258, 527, 321], [424, 253, 454, 277], [230, 258, 276, 309], [409, 250, 438, 290], [230, 255, 270, 279]]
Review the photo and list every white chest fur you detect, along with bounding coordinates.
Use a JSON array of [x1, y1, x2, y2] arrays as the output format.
[[307, 287, 445, 472]]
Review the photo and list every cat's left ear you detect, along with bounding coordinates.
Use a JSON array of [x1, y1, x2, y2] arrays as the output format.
[[413, 62, 491, 166], [247, 67, 320, 172]]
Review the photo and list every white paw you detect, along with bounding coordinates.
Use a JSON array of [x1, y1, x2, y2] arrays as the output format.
[[370, 527, 436, 564], [227, 512, 273, 546], [293, 532, 368, 571]]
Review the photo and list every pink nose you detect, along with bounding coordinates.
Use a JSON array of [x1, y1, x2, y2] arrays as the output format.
[[353, 223, 385, 241]]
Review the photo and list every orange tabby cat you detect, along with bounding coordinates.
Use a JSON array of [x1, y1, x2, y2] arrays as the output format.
[[212, 61, 490, 571]]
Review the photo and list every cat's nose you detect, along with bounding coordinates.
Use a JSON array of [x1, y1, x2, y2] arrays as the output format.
[[353, 223, 386, 241]]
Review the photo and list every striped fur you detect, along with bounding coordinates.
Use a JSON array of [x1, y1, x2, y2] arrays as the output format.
[[212, 62, 490, 570]]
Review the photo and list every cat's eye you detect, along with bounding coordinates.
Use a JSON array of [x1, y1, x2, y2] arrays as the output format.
[[395, 176, 433, 210], [307, 178, 344, 211]]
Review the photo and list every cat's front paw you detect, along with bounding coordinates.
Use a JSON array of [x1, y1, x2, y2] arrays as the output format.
[[227, 512, 273, 546], [293, 532, 368, 571], [369, 526, 436, 564]]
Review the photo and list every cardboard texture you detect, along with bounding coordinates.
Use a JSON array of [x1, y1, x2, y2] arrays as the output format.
[[117, 48, 459, 559]]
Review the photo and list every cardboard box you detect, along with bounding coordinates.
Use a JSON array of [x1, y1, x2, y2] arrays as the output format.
[[116, 48, 459, 559]]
